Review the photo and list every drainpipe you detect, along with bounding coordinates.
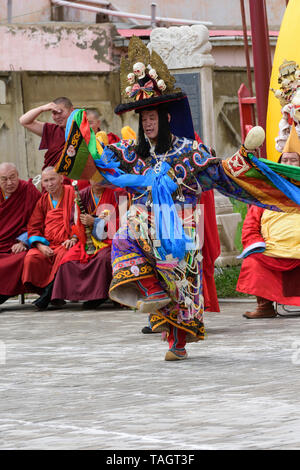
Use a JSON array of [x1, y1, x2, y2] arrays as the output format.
[[151, 3, 157, 29], [7, 0, 12, 23]]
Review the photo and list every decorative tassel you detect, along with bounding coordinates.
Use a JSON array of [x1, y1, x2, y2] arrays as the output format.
[[161, 330, 168, 342], [176, 178, 185, 202], [145, 187, 153, 207]]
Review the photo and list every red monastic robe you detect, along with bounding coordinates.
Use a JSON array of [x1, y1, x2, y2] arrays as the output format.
[[0, 180, 41, 295], [51, 186, 124, 301], [195, 132, 220, 312], [236, 205, 300, 305], [22, 185, 74, 290], [39, 123, 73, 187], [200, 190, 220, 312], [40, 123, 66, 170]]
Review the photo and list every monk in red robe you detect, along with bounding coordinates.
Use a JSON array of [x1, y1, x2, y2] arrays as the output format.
[[19, 97, 74, 186], [0, 162, 41, 305], [51, 180, 126, 308], [22, 167, 77, 310], [236, 144, 300, 318], [236, 204, 300, 318]]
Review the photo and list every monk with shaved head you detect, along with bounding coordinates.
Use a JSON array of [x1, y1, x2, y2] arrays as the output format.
[[22, 167, 77, 310], [0, 162, 41, 305], [19, 98, 74, 170], [19, 97, 74, 187]]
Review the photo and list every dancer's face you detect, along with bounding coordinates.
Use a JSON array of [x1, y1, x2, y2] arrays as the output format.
[[141, 109, 159, 142]]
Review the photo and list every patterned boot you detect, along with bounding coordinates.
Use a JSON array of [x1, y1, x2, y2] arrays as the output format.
[[165, 324, 188, 361], [135, 276, 171, 313]]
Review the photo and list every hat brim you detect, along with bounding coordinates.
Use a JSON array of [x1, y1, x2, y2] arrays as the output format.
[[114, 92, 186, 115]]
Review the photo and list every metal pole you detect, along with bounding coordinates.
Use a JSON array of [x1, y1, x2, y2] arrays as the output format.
[[240, 0, 253, 97], [249, 0, 272, 155], [151, 3, 157, 29], [7, 0, 12, 23], [262, 0, 272, 76]]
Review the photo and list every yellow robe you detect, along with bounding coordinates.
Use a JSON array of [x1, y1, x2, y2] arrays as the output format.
[[261, 209, 300, 258]]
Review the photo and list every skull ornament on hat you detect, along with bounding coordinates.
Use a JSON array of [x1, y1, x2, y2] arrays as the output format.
[[127, 73, 135, 85], [133, 62, 146, 79], [115, 36, 186, 115], [148, 68, 158, 80], [157, 79, 167, 92], [125, 86, 133, 97]]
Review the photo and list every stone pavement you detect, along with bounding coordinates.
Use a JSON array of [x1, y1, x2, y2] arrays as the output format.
[[0, 298, 300, 450]]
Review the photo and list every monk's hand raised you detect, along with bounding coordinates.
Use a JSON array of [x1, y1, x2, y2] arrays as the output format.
[[11, 242, 27, 254], [36, 243, 54, 258], [62, 238, 77, 249], [79, 213, 94, 227], [42, 102, 63, 114]]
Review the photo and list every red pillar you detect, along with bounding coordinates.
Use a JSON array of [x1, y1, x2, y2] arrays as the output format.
[[249, 0, 272, 157]]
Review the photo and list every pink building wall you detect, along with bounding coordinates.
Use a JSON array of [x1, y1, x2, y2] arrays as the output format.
[[0, 23, 117, 72], [0, 0, 50, 23]]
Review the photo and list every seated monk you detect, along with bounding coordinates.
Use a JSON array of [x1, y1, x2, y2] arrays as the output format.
[[236, 127, 300, 318], [22, 167, 77, 310], [0, 162, 41, 305], [51, 179, 127, 308]]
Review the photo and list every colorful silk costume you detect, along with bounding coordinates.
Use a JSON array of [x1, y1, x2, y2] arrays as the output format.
[[55, 37, 300, 354], [0, 180, 41, 296], [56, 111, 300, 343]]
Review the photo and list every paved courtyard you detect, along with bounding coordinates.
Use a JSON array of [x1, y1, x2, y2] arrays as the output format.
[[0, 298, 300, 450]]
